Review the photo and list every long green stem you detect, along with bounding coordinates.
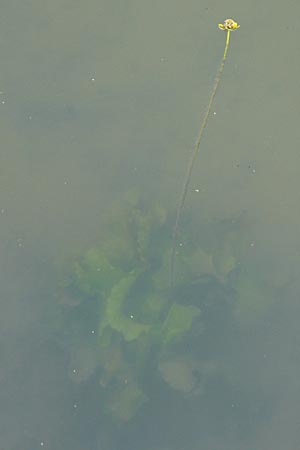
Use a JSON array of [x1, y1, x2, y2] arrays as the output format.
[[170, 29, 232, 287]]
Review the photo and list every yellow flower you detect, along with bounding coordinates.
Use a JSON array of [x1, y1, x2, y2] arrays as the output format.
[[218, 19, 240, 31]]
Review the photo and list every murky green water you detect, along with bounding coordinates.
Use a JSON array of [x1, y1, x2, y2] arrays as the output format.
[[1, 1, 300, 449]]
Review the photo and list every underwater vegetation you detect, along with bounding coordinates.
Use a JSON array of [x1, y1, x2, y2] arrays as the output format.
[[58, 192, 282, 426]]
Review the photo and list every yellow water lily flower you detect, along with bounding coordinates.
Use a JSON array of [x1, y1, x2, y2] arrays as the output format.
[[218, 19, 240, 31]]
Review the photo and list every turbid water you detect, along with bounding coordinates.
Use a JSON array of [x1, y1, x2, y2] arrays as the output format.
[[0, 1, 300, 449]]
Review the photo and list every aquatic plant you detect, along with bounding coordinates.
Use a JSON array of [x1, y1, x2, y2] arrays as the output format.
[[59, 193, 252, 421], [170, 19, 240, 285]]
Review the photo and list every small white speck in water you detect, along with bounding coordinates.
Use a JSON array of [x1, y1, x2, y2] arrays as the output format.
[[17, 238, 23, 247]]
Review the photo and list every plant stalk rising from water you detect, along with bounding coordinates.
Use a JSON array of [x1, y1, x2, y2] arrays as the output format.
[[170, 19, 240, 286]]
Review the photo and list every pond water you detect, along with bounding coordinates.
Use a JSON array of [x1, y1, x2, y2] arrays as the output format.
[[1, 1, 300, 449]]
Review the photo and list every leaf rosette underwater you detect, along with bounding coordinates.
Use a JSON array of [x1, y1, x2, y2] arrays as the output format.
[[60, 193, 268, 423]]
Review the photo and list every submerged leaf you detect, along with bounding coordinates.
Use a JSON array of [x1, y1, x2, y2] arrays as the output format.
[[158, 357, 197, 393], [213, 240, 237, 276], [73, 247, 124, 297], [99, 273, 151, 342], [140, 292, 168, 322], [108, 383, 148, 422], [159, 356, 217, 395], [162, 303, 201, 345]]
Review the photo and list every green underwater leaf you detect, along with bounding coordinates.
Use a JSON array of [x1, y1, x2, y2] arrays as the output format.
[[108, 383, 148, 422], [162, 303, 201, 345], [99, 273, 151, 342], [140, 292, 168, 322], [102, 193, 167, 269], [151, 247, 172, 291], [101, 235, 136, 271], [177, 247, 215, 281], [158, 356, 217, 395], [73, 247, 124, 297], [211, 216, 249, 277], [212, 240, 237, 277]]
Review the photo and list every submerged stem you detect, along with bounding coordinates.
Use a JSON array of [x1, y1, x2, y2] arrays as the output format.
[[170, 20, 239, 287]]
